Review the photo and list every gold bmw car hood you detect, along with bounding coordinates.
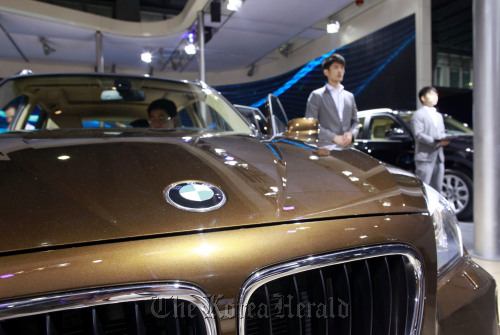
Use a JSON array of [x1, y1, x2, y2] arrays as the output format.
[[0, 131, 427, 254]]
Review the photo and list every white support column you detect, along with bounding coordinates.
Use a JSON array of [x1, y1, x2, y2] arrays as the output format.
[[95, 31, 104, 73], [473, 0, 500, 259], [198, 11, 206, 83], [415, 0, 433, 104]]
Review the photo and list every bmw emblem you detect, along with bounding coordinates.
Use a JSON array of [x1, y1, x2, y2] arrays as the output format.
[[164, 181, 226, 212]]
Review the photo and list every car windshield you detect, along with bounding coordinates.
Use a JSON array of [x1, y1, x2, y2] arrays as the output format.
[[399, 111, 473, 135], [442, 115, 473, 134], [0, 74, 253, 136]]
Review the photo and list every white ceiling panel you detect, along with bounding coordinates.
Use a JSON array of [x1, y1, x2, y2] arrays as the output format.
[[0, 12, 94, 39], [296, 27, 327, 40], [208, 29, 290, 58], [0, 0, 359, 73], [0, 34, 24, 59], [222, 16, 303, 36], [233, 0, 352, 26]]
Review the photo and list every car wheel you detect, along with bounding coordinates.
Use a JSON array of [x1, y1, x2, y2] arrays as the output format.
[[442, 169, 473, 220]]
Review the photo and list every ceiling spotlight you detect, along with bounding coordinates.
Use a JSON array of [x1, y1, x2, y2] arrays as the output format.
[[141, 51, 152, 63], [326, 20, 340, 34], [39, 37, 56, 55], [184, 32, 197, 55], [227, 0, 242, 11], [184, 44, 197, 55]]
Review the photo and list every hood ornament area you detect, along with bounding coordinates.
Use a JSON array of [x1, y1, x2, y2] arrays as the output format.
[[164, 181, 226, 212]]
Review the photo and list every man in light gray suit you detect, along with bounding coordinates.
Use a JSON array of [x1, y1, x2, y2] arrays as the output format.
[[411, 86, 450, 192], [305, 53, 359, 149]]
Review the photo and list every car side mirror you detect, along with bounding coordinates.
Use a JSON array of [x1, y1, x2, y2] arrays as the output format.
[[284, 117, 319, 143], [385, 128, 411, 140]]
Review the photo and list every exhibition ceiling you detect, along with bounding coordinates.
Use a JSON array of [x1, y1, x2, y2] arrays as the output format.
[[0, 0, 471, 75]]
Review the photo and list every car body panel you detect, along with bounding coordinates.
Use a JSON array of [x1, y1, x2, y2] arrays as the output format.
[[0, 130, 427, 254], [437, 256, 499, 334], [0, 214, 438, 334]]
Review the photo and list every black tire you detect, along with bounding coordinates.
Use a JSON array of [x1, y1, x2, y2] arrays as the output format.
[[442, 169, 473, 220]]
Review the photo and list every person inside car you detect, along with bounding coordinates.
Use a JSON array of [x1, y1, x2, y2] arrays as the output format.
[[4, 104, 17, 125], [147, 98, 178, 129]]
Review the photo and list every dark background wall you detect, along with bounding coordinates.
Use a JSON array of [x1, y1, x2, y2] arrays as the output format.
[[216, 15, 417, 120], [436, 89, 473, 127]]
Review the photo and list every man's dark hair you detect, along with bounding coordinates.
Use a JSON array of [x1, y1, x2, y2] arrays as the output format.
[[147, 99, 177, 118], [321, 53, 346, 70], [418, 86, 438, 101]]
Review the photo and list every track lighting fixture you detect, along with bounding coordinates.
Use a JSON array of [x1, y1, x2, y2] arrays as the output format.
[[39, 37, 55, 55], [247, 64, 255, 77]]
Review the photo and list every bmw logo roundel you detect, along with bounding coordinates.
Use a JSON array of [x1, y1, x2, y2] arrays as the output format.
[[164, 181, 226, 212]]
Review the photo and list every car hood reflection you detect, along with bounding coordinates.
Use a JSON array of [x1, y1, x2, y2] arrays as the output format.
[[0, 131, 427, 254]]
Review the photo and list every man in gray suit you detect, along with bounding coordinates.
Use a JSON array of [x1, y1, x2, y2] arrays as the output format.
[[305, 53, 359, 148], [411, 86, 450, 192]]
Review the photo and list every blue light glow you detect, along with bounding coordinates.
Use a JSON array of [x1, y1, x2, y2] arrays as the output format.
[[251, 49, 337, 108], [354, 33, 415, 96]]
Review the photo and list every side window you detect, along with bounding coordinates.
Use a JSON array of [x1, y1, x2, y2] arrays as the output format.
[[82, 121, 124, 128], [369, 115, 406, 140], [252, 110, 268, 135], [0, 107, 10, 132], [16, 103, 45, 130], [26, 105, 43, 130], [1, 95, 27, 131], [178, 108, 194, 128], [194, 102, 232, 131], [266, 94, 288, 136], [357, 116, 366, 139]]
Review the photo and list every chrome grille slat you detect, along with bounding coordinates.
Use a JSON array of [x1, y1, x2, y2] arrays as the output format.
[[92, 306, 102, 334], [370, 257, 392, 334], [389, 256, 410, 334], [317, 269, 328, 334], [240, 244, 424, 335], [291, 276, 303, 335], [131, 301, 146, 335], [0, 284, 216, 335], [45, 313, 56, 335], [349, 260, 374, 334]]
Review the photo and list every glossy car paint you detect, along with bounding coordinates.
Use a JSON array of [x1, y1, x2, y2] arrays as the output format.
[[437, 255, 499, 334], [1, 214, 437, 333], [0, 131, 427, 253]]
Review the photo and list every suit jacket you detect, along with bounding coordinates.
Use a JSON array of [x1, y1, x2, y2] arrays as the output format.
[[411, 106, 446, 163], [305, 85, 359, 146]]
